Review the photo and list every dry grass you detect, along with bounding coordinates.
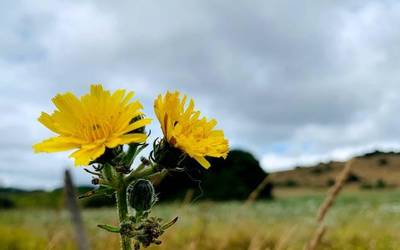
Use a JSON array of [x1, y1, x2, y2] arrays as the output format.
[[316, 159, 354, 224], [1, 188, 400, 250], [217, 175, 270, 250], [305, 224, 326, 250], [305, 159, 354, 250]]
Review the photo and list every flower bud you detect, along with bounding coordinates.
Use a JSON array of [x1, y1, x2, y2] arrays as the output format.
[[152, 139, 184, 169], [91, 178, 100, 185], [127, 179, 157, 212]]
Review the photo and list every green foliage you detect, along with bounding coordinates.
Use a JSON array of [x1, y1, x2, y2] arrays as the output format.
[[326, 178, 335, 187], [361, 150, 400, 158], [81, 194, 115, 208], [273, 179, 299, 187], [156, 149, 273, 201], [0, 186, 114, 209], [0, 197, 15, 209], [284, 179, 298, 187], [378, 158, 388, 166], [310, 164, 332, 175], [376, 179, 387, 189], [1, 190, 63, 209], [360, 182, 373, 189], [360, 179, 389, 190], [346, 172, 361, 183]]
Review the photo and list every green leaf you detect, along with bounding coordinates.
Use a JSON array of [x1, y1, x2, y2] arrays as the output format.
[[78, 186, 114, 199], [162, 217, 178, 230], [97, 224, 120, 233]]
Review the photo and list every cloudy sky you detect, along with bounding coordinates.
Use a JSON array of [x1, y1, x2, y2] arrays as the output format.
[[2, 0, 400, 189]]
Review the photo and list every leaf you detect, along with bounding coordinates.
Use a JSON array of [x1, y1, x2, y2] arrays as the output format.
[[162, 217, 178, 230], [78, 186, 114, 199], [98, 224, 120, 233]]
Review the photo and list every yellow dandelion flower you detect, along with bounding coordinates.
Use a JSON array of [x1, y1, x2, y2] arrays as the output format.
[[33, 84, 151, 166], [154, 91, 229, 169]]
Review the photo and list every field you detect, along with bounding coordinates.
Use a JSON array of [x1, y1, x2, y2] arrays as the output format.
[[1, 188, 400, 250]]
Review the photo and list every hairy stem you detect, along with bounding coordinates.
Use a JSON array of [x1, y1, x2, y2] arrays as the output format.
[[116, 179, 132, 250], [115, 163, 160, 250]]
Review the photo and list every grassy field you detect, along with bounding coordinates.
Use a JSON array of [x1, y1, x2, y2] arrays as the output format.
[[1, 188, 400, 250]]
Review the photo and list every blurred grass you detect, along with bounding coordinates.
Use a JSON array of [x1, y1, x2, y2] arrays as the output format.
[[1, 188, 400, 250]]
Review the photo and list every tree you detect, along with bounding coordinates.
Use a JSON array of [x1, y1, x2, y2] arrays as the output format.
[[156, 149, 273, 201]]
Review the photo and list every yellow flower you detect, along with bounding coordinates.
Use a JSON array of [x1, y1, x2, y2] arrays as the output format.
[[154, 91, 229, 169], [33, 84, 151, 166]]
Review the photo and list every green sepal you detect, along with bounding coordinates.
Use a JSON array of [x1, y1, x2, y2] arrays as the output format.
[[102, 163, 118, 186], [123, 143, 148, 167]]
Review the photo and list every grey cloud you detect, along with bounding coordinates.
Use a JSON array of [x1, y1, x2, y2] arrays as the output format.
[[1, 0, 400, 187]]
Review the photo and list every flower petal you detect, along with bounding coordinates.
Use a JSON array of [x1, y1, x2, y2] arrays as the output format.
[[33, 137, 82, 153], [117, 118, 152, 135], [193, 156, 211, 169], [38, 112, 63, 134], [117, 133, 147, 145], [70, 144, 106, 166]]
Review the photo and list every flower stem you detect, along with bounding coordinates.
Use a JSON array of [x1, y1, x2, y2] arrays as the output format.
[[115, 164, 160, 250], [116, 180, 132, 250]]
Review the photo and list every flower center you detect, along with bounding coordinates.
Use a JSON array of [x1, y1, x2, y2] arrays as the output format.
[[81, 116, 113, 142]]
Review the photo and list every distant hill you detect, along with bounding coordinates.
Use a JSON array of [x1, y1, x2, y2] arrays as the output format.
[[270, 150, 400, 188]]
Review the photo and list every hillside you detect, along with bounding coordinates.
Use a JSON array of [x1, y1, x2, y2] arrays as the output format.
[[270, 151, 400, 188]]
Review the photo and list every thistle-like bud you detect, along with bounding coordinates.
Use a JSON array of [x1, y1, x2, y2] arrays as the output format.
[[127, 179, 157, 212], [133, 216, 178, 248]]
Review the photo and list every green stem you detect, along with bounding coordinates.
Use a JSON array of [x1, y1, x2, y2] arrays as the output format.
[[123, 144, 139, 166], [116, 180, 132, 250]]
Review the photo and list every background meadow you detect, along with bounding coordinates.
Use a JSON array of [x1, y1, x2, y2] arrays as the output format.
[[2, 188, 400, 250]]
